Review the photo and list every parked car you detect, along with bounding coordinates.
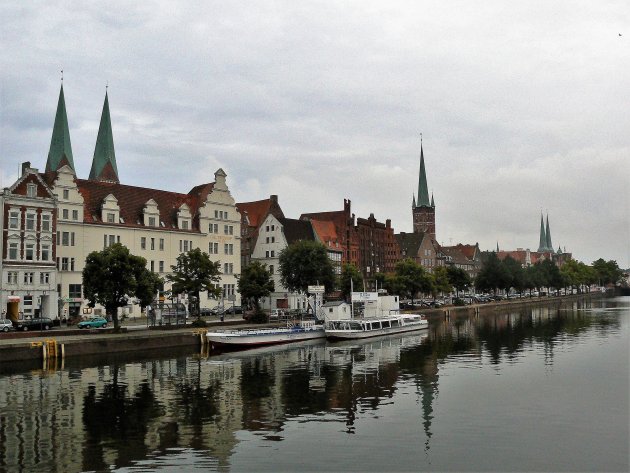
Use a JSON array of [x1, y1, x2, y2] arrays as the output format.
[[14, 317, 54, 331], [199, 308, 213, 316], [77, 317, 108, 329], [224, 306, 243, 315], [1, 319, 15, 332]]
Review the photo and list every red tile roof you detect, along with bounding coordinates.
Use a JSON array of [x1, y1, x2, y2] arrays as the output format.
[[75, 178, 214, 232], [236, 200, 271, 227], [310, 219, 339, 246]]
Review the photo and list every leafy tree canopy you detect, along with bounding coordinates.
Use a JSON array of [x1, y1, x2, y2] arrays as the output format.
[[278, 240, 336, 293], [166, 248, 222, 317], [238, 261, 275, 313], [340, 264, 364, 300], [592, 258, 623, 285], [431, 266, 452, 297], [83, 243, 162, 330], [394, 258, 432, 301], [446, 266, 471, 296]]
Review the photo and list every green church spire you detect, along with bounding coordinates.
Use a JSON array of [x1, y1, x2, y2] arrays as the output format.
[[416, 143, 431, 207], [537, 213, 547, 252], [46, 84, 75, 174], [89, 91, 119, 183], [545, 214, 553, 251]]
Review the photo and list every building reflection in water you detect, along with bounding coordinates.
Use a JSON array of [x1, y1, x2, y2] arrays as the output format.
[[0, 301, 616, 472]]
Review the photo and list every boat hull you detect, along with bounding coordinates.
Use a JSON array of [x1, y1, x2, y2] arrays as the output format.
[[207, 327, 326, 348], [326, 321, 427, 340]]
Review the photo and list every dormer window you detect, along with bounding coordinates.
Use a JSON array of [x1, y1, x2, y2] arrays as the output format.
[[177, 204, 192, 231], [101, 194, 120, 224], [143, 199, 160, 227]]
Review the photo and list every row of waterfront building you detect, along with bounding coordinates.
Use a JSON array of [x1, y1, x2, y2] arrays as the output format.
[[0, 84, 570, 320]]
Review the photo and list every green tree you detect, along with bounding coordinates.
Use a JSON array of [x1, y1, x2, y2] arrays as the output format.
[[502, 256, 524, 293], [278, 240, 336, 293], [339, 264, 364, 300], [166, 248, 222, 319], [592, 258, 623, 286], [376, 272, 405, 297], [446, 266, 472, 297], [394, 258, 432, 302], [238, 261, 275, 315], [83, 243, 163, 330], [431, 266, 452, 297], [476, 253, 509, 294]]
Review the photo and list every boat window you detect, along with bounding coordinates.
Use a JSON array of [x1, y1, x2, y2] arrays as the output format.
[[391, 319, 399, 327], [382, 320, 390, 328]]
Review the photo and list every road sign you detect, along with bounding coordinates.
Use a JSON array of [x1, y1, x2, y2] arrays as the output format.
[[308, 285, 325, 293], [352, 292, 378, 302]]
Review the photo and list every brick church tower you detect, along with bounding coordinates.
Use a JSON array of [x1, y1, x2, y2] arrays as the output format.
[[412, 142, 436, 240]]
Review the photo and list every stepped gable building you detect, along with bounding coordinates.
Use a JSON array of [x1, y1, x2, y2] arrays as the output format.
[[301, 199, 396, 281], [310, 219, 343, 275], [439, 243, 482, 279], [236, 195, 284, 269], [30, 84, 241, 319], [355, 213, 398, 276], [301, 199, 360, 269], [1, 163, 59, 320], [396, 231, 439, 271], [251, 214, 316, 310], [412, 142, 436, 240]]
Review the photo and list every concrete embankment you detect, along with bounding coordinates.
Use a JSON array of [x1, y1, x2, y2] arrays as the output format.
[[0, 319, 254, 364], [0, 292, 604, 364], [419, 292, 604, 319]]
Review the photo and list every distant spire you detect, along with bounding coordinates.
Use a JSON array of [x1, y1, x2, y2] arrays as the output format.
[[496, 242, 499, 252], [430, 192, 435, 208], [89, 90, 119, 183], [46, 83, 75, 174], [545, 214, 552, 251], [537, 213, 547, 252], [412, 194, 416, 208], [416, 140, 430, 207]]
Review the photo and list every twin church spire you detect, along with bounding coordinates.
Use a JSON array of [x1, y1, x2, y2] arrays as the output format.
[[537, 213, 554, 252], [45, 84, 119, 183]]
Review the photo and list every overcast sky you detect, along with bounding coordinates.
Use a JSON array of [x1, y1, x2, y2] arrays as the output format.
[[1, 1, 628, 267]]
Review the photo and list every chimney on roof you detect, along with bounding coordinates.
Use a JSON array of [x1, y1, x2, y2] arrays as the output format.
[[270, 194, 278, 204], [386, 218, 391, 228], [21, 161, 31, 176]]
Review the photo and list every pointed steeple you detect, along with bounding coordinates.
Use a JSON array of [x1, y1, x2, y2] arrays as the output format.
[[416, 143, 430, 207], [537, 213, 547, 252], [496, 242, 500, 252], [89, 91, 119, 183], [412, 194, 416, 208], [430, 192, 435, 208], [545, 214, 552, 251], [46, 84, 75, 174]]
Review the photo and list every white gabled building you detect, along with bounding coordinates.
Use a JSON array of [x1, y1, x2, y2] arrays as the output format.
[[251, 214, 315, 312], [19, 84, 241, 320], [1, 163, 59, 320]]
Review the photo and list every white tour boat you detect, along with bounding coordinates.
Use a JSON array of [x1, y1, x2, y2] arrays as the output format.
[[207, 320, 325, 349], [325, 313, 428, 340]]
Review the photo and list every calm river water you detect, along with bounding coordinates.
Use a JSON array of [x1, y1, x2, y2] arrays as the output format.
[[0, 296, 628, 472]]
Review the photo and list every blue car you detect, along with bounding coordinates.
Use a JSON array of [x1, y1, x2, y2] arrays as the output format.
[[77, 317, 108, 329]]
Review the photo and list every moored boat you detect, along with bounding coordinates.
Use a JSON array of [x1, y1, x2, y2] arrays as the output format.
[[325, 313, 428, 340], [207, 320, 325, 349]]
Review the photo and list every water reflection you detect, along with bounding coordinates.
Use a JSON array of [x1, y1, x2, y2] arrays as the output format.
[[0, 298, 624, 472]]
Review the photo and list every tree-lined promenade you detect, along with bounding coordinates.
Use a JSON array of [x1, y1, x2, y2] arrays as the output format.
[[81, 241, 624, 330]]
